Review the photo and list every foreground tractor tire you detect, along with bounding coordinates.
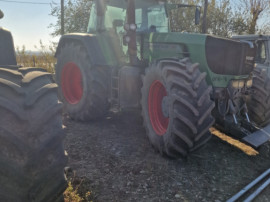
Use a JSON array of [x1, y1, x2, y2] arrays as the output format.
[[55, 43, 109, 121], [0, 67, 67, 202], [141, 59, 215, 158], [247, 68, 270, 127]]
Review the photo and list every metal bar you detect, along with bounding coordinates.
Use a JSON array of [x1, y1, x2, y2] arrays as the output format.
[[227, 168, 270, 202], [232, 114, 238, 124], [243, 177, 270, 202], [245, 113, 250, 123]]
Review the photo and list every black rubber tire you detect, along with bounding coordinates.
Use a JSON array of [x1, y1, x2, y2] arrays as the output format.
[[247, 68, 270, 127], [141, 59, 215, 158], [55, 42, 109, 121], [0, 66, 67, 202]]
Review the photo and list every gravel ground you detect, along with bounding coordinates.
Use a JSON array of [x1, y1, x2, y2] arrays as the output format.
[[64, 110, 270, 202]]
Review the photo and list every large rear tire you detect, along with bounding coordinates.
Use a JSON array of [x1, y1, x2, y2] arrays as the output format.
[[247, 68, 270, 127], [141, 59, 215, 158], [55, 43, 109, 121], [0, 67, 67, 201]]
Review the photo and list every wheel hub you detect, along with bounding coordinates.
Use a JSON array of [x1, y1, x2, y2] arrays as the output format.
[[61, 62, 83, 104], [148, 80, 169, 136], [161, 96, 169, 118]]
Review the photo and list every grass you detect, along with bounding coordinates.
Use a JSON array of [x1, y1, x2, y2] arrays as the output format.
[[16, 40, 56, 73], [64, 182, 84, 202], [64, 172, 94, 202]]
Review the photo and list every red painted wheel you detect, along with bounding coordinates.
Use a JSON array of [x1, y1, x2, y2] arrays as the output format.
[[61, 62, 83, 104], [141, 60, 215, 158], [148, 80, 169, 136]]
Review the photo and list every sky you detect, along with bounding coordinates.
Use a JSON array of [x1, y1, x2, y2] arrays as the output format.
[[0, 0, 59, 51]]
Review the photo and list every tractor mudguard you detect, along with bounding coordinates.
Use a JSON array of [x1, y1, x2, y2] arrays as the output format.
[[0, 28, 17, 65], [55, 33, 107, 66]]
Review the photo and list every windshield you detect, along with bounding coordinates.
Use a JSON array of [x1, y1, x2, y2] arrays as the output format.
[[135, 1, 169, 32], [88, 0, 127, 33], [168, 5, 200, 33], [88, 0, 198, 33]]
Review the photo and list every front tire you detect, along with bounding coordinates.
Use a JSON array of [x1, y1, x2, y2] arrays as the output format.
[[55, 42, 109, 121], [0, 67, 67, 201], [141, 59, 215, 158], [247, 68, 270, 127]]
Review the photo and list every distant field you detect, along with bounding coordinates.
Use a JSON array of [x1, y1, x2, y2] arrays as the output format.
[[16, 52, 55, 73], [16, 42, 56, 73]]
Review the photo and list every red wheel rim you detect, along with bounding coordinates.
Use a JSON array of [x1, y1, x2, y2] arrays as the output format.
[[61, 62, 83, 104], [148, 80, 169, 136]]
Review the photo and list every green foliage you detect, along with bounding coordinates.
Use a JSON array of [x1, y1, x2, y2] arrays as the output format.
[[168, 0, 201, 33], [16, 40, 56, 73], [231, 12, 250, 35], [50, 0, 92, 36], [206, 0, 233, 37], [168, 0, 235, 37]]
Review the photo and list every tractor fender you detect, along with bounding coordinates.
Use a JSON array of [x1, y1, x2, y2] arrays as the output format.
[[0, 27, 17, 65], [55, 33, 107, 66]]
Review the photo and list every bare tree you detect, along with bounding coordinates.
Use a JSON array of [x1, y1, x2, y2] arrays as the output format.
[[241, 0, 270, 34]]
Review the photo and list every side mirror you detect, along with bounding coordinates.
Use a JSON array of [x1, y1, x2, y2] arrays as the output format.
[[195, 7, 200, 25], [0, 10, 4, 19]]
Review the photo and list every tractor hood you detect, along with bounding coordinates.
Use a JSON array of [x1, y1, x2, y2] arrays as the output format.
[[144, 32, 255, 75], [143, 32, 256, 87], [205, 35, 255, 76]]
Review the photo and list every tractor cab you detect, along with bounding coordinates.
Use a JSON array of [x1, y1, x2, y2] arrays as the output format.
[[87, 0, 200, 33], [87, 0, 170, 33], [87, 0, 200, 65]]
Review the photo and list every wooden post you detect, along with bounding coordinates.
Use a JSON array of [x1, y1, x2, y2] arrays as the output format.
[[61, 0, 64, 35], [202, 0, 208, 34], [33, 56, 36, 67]]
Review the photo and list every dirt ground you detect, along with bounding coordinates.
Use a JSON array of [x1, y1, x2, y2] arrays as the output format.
[[63, 110, 270, 202]]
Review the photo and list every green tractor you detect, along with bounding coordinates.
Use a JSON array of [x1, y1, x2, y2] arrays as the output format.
[[55, 0, 270, 158], [0, 10, 66, 201]]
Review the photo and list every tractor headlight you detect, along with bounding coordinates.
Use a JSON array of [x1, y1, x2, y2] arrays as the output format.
[[231, 80, 240, 88], [246, 79, 253, 88], [231, 80, 245, 89], [239, 81, 245, 88], [129, 24, 137, 31]]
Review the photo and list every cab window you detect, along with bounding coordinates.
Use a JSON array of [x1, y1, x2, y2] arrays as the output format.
[[256, 41, 267, 64], [87, 0, 127, 33], [135, 1, 169, 32]]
